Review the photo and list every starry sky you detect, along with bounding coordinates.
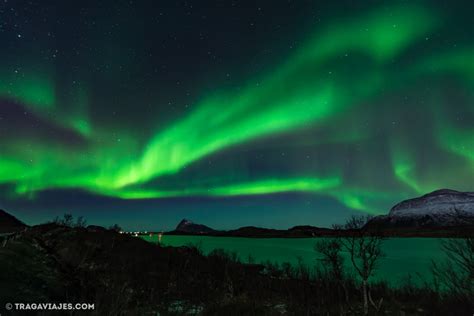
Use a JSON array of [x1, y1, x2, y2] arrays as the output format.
[[0, 0, 473, 230]]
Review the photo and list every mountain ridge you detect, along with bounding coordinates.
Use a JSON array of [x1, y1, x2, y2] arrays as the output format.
[[366, 189, 474, 230], [1, 189, 473, 237], [167, 189, 474, 237], [389, 189, 474, 217], [0, 209, 27, 234], [175, 218, 216, 234]]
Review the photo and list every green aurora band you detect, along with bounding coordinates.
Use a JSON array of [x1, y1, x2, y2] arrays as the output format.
[[0, 3, 473, 214]]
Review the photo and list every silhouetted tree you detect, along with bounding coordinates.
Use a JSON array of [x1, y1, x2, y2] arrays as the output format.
[[432, 237, 473, 302], [315, 238, 344, 281], [62, 214, 74, 227], [75, 216, 87, 228], [336, 215, 385, 315], [315, 237, 349, 305]]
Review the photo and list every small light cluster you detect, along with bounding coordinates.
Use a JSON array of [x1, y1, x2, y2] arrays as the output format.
[[122, 231, 149, 237]]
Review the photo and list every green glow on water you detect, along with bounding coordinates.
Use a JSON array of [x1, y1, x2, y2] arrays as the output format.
[[142, 235, 446, 286]]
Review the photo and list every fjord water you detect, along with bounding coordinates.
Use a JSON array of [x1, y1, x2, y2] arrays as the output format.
[[143, 235, 446, 286]]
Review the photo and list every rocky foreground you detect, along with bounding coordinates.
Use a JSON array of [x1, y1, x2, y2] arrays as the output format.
[[0, 223, 266, 315], [0, 189, 473, 314], [0, 222, 472, 315]]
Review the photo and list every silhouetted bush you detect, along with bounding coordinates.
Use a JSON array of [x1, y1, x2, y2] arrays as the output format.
[[2, 221, 472, 315]]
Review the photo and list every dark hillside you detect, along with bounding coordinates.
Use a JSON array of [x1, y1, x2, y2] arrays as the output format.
[[0, 209, 27, 234]]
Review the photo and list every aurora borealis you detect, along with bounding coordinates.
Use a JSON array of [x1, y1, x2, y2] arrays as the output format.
[[0, 1, 473, 230]]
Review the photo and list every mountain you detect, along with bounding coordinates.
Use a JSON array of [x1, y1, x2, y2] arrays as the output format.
[[0, 209, 27, 234], [168, 190, 474, 238], [367, 189, 474, 232], [225, 226, 284, 237], [288, 225, 334, 237], [390, 189, 474, 217], [169, 220, 343, 238], [169, 220, 335, 237], [174, 219, 216, 234], [226, 225, 334, 237]]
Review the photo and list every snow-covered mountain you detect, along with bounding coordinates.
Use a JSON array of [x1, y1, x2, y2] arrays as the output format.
[[390, 189, 474, 217], [368, 189, 474, 228]]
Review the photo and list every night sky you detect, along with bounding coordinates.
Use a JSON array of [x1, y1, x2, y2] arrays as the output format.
[[0, 0, 473, 230]]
